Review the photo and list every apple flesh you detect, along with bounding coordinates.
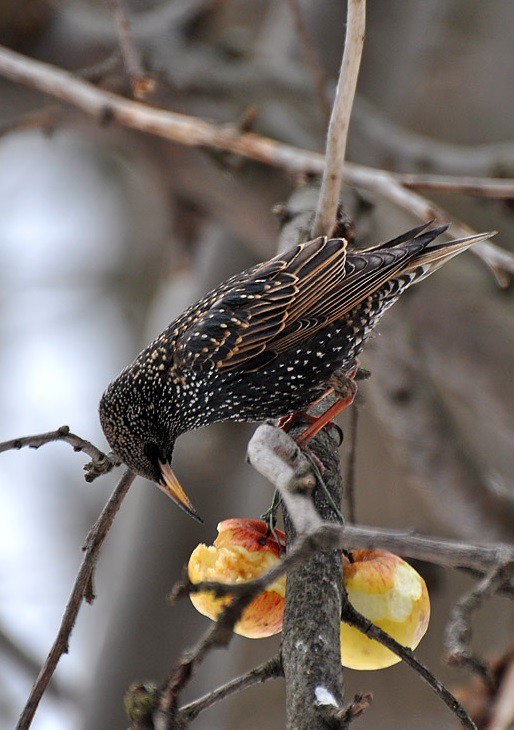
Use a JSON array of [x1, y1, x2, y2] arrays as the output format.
[[341, 549, 430, 670], [188, 518, 286, 638]]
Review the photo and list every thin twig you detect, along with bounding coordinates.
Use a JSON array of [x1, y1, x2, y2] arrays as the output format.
[[156, 590, 266, 728], [344, 405, 359, 523], [170, 524, 338, 607], [16, 469, 135, 730], [311, 0, 366, 238], [180, 519, 514, 604], [395, 171, 514, 198], [445, 562, 514, 686], [343, 604, 477, 729], [0, 425, 121, 481], [331, 692, 373, 725], [285, 0, 331, 125], [108, 0, 155, 98], [179, 655, 283, 723]]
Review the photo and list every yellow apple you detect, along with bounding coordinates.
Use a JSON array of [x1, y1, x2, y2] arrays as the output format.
[[341, 549, 430, 670]]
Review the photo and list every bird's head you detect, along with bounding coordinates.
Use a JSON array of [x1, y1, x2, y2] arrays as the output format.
[[98, 373, 202, 522]]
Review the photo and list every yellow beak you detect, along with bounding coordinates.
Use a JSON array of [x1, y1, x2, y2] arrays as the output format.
[[158, 461, 203, 523]]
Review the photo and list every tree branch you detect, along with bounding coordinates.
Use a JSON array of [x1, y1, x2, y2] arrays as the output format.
[[0, 44, 511, 283], [179, 655, 282, 724], [247, 425, 514, 581], [16, 469, 135, 730], [108, 0, 155, 98], [156, 583, 269, 728], [343, 604, 477, 729], [311, 0, 366, 238], [285, 0, 331, 125], [445, 562, 514, 685], [0, 425, 121, 481]]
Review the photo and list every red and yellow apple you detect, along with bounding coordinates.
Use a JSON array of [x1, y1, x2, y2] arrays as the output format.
[[188, 522, 430, 666], [187, 518, 286, 638], [340, 549, 430, 670]]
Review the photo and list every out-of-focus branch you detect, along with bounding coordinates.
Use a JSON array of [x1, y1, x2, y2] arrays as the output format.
[[0, 44, 511, 284], [393, 171, 514, 198], [285, 0, 331, 125], [16, 469, 135, 730], [0, 425, 121, 481], [311, 0, 365, 238], [0, 625, 67, 699], [487, 654, 514, 730], [108, 0, 155, 99], [352, 95, 514, 177], [445, 562, 514, 685], [365, 307, 514, 541]]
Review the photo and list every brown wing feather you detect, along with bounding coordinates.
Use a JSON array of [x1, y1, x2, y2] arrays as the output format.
[[173, 236, 347, 372], [172, 225, 490, 375]]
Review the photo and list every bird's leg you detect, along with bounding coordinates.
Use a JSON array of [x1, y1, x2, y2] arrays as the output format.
[[276, 388, 335, 432], [277, 387, 344, 444], [296, 367, 358, 447]]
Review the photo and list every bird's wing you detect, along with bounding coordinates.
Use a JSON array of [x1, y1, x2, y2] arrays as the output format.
[[172, 224, 478, 374], [172, 236, 348, 372]]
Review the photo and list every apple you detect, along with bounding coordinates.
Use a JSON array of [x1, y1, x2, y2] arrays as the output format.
[[188, 518, 286, 638], [340, 549, 430, 670]]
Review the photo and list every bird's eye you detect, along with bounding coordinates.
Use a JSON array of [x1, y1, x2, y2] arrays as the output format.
[[143, 442, 160, 463]]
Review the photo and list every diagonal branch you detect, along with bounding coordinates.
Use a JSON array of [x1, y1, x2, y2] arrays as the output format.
[[178, 655, 283, 724], [15, 469, 135, 730], [343, 604, 477, 729]]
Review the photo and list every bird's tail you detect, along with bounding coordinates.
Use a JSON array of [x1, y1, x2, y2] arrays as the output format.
[[405, 228, 495, 280]]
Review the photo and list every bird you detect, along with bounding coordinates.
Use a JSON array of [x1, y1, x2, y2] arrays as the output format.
[[99, 221, 491, 521]]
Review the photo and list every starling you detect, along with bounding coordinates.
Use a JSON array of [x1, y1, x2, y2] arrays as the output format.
[[99, 222, 491, 520]]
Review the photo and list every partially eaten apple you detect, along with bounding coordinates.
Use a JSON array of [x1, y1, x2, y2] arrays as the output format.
[[188, 522, 430, 667], [340, 549, 430, 670], [188, 518, 286, 638]]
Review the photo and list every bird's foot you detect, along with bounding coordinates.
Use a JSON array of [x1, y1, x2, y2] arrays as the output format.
[[296, 377, 357, 447], [277, 410, 344, 446]]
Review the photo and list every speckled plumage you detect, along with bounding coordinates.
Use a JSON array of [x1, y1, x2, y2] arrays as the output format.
[[99, 222, 489, 514]]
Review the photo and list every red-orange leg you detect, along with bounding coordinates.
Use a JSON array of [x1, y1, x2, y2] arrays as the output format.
[[276, 387, 335, 432], [296, 380, 357, 446]]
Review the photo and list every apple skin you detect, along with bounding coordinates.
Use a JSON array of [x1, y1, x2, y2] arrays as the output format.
[[340, 549, 430, 670], [189, 525, 430, 659], [188, 519, 286, 638]]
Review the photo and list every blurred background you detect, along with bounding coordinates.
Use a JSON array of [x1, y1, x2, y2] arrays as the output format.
[[1, 1, 513, 728]]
